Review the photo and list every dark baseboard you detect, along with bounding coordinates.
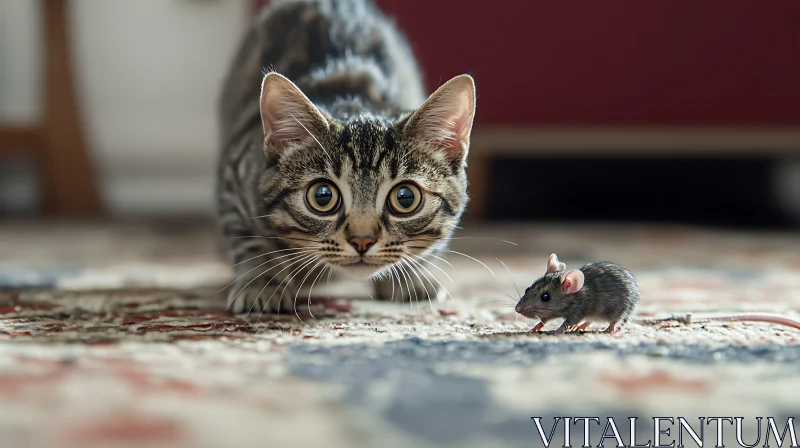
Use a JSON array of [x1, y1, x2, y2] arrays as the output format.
[[488, 155, 795, 229]]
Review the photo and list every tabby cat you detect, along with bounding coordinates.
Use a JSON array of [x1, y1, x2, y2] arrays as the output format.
[[217, 0, 476, 314]]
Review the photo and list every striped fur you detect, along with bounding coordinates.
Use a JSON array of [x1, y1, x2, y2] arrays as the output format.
[[217, 0, 476, 314]]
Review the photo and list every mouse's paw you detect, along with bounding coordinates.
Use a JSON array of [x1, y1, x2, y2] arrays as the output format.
[[574, 321, 592, 331], [603, 321, 619, 333], [530, 322, 546, 333]]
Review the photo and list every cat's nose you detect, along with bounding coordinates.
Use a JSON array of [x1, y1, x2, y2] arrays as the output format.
[[348, 236, 376, 255]]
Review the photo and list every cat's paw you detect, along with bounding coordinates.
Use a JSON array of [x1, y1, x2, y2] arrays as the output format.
[[226, 278, 292, 316]]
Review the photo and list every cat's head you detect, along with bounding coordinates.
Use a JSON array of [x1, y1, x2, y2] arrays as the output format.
[[257, 72, 476, 279]]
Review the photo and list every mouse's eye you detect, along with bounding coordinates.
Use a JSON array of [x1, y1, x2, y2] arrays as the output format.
[[524, 287, 530, 294], [540, 292, 550, 302]]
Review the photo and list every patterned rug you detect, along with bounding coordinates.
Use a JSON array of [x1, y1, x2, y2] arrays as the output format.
[[1, 221, 799, 448]]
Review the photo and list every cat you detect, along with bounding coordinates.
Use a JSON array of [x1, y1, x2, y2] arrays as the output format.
[[217, 0, 476, 314]]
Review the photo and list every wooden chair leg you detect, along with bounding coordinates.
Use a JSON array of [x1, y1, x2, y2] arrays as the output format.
[[40, 0, 103, 216], [0, 125, 40, 155]]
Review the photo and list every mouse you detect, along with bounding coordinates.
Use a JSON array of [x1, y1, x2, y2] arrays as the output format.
[[515, 253, 639, 334], [516, 253, 800, 334]]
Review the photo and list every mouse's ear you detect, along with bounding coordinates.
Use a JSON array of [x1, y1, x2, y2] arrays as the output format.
[[546, 254, 563, 273], [560, 269, 584, 294]]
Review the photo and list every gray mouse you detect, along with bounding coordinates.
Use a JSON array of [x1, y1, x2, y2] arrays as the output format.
[[515, 254, 639, 334], [516, 253, 800, 334]]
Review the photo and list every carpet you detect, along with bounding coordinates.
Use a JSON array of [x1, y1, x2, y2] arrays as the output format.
[[1, 221, 799, 448]]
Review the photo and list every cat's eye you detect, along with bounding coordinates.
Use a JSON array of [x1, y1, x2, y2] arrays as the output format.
[[540, 292, 550, 302], [388, 183, 422, 215], [305, 181, 340, 214]]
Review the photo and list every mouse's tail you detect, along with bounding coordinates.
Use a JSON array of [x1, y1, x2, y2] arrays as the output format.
[[691, 313, 800, 331], [634, 313, 694, 326], [635, 313, 800, 331]]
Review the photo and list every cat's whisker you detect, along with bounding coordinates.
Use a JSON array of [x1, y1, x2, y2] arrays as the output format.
[[403, 252, 455, 285], [223, 252, 316, 314], [395, 262, 415, 312], [496, 257, 522, 297], [416, 256, 460, 315], [389, 265, 397, 302], [384, 264, 396, 303], [408, 270, 423, 318], [231, 239, 281, 258], [441, 249, 496, 277], [398, 262, 420, 318], [325, 267, 333, 300], [244, 252, 318, 318], [414, 261, 443, 316], [400, 258, 435, 315], [396, 265, 409, 312], [218, 249, 318, 294], [307, 264, 330, 318], [233, 235, 325, 244], [393, 265, 402, 304], [402, 262, 421, 316], [420, 252, 455, 271], [232, 246, 320, 268], [396, 242, 454, 271], [276, 255, 324, 320], [389, 265, 402, 305], [238, 254, 312, 318], [402, 254, 458, 316], [293, 258, 327, 320], [404, 236, 518, 246], [256, 254, 321, 321], [289, 259, 320, 320], [390, 264, 405, 305], [250, 214, 275, 219]]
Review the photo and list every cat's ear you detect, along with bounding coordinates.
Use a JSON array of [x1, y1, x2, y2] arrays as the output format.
[[401, 74, 476, 166], [560, 269, 584, 294], [260, 72, 328, 157]]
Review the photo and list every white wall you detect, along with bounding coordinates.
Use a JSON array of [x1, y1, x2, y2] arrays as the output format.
[[1, 0, 250, 215], [0, 0, 42, 214], [0, 0, 41, 123]]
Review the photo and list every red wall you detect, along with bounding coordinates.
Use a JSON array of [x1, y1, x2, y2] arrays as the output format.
[[256, 1, 800, 127]]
